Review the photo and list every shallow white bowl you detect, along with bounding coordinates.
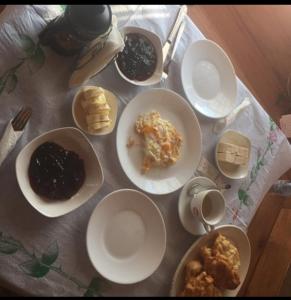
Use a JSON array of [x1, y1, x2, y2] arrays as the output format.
[[16, 127, 104, 217], [86, 189, 167, 284], [116, 88, 202, 195], [181, 39, 237, 119], [170, 225, 251, 296], [215, 130, 251, 179], [72, 85, 118, 136], [114, 26, 163, 86]]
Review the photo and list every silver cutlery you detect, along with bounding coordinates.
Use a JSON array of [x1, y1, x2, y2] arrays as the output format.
[[12, 106, 32, 131], [162, 5, 187, 64], [213, 97, 251, 133], [162, 20, 185, 80], [0, 106, 32, 167]]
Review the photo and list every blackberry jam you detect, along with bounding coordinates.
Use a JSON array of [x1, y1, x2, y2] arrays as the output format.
[[116, 33, 157, 81], [28, 142, 85, 200]]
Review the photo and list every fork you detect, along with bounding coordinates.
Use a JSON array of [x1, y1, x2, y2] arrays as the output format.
[[11, 106, 32, 131], [0, 106, 32, 166]]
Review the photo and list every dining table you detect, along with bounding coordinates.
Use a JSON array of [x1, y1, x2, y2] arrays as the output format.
[[1, 4, 291, 297]]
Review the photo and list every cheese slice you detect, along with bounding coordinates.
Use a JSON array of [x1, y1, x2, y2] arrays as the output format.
[[81, 93, 107, 110], [83, 87, 104, 101], [217, 142, 249, 165], [86, 103, 111, 114], [86, 113, 110, 124], [88, 121, 111, 132]]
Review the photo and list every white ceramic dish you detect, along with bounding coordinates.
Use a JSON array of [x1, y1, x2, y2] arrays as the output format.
[[181, 39, 237, 119], [215, 130, 251, 179], [72, 85, 118, 136], [16, 127, 104, 217], [178, 176, 217, 236], [116, 88, 202, 195], [170, 224, 251, 297], [114, 26, 163, 86], [86, 189, 166, 284]]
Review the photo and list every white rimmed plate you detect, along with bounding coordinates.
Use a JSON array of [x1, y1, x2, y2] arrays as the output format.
[[170, 225, 251, 296], [86, 189, 166, 284], [181, 39, 237, 119], [15, 127, 104, 217], [116, 88, 202, 195], [72, 85, 118, 136]]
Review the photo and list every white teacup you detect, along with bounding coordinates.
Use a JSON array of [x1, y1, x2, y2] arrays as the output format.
[[190, 189, 225, 233]]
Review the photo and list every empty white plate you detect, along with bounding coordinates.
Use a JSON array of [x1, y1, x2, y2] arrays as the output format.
[[170, 225, 251, 296], [116, 88, 202, 195], [181, 39, 237, 119], [86, 189, 166, 284]]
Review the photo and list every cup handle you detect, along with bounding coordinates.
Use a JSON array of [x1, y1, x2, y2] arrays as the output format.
[[202, 222, 215, 233]]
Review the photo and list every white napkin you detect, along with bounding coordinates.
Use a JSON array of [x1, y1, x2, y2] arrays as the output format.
[[69, 15, 125, 87], [0, 120, 23, 166]]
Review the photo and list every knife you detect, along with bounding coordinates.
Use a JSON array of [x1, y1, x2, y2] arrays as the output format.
[[163, 20, 185, 72], [162, 5, 187, 63]]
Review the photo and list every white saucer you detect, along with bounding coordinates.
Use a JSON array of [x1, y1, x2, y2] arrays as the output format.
[[178, 176, 217, 236]]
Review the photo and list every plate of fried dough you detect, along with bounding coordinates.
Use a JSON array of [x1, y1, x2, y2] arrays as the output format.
[[170, 225, 251, 297]]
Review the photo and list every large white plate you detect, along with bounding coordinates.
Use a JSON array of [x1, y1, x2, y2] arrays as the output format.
[[170, 225, 251, 297], [116, 88, 202, 195], [86, 189, 166, 284], [181, 39, 237, 119]]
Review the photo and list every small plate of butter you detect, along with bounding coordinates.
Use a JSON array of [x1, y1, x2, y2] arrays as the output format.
[[72, 85, 118, 136], [215, 130, 251, 179]]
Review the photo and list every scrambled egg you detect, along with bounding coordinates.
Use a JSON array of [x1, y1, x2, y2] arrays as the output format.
[[135, 111, 182, 173]]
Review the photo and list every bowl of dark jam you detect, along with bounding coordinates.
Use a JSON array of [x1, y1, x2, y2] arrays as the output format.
[[114, 26, 163, 86], [16, 127, 104, 217]]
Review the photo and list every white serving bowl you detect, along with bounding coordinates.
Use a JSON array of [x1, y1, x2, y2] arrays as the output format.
[[16, 127, 104, 217], [170, 225, 251, 297], [86, 189, 167, 284], [114, 26, 163, 86], [72, 85, 118, 136], [215, 130, 251, 179]]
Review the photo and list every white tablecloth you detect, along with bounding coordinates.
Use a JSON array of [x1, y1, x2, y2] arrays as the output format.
[[0, 5, 290, 296]]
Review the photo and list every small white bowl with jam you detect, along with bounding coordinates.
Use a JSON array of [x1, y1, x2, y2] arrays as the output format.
[[114, 26, 163, 86]]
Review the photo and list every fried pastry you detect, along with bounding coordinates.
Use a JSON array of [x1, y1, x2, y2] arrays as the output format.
[[212, 233, 240, 271], [200, 245, 240, 290], [185, 260, 203, 282], [178, 233, 241, 297], [179, 271, 222, 297]]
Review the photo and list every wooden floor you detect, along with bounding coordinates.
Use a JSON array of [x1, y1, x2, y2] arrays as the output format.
[[1, 4, 291, 297], [188, 5, 291, 296]]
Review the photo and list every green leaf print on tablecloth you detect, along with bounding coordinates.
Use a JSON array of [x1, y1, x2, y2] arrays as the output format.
[[0, 232, 103, 296], [233, 117, 279, 222], [0, 34, 45, 96]]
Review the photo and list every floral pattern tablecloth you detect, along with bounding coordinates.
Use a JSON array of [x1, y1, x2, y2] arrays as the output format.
[[0, 5, 291, 296]]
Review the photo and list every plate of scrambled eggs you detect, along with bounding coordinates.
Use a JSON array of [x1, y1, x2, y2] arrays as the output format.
[[116, 88, 202, 195]]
